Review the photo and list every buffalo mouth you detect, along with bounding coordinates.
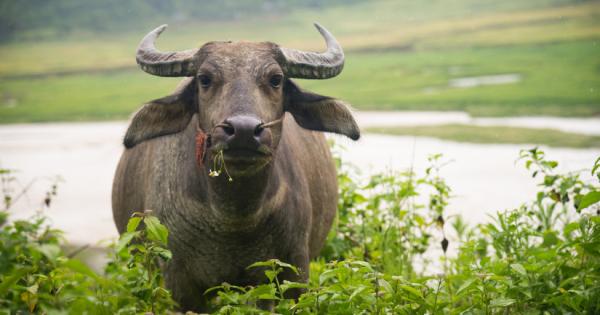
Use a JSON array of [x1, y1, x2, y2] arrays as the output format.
[[222, 148, 271, 163], [207, 145, 272, 176]]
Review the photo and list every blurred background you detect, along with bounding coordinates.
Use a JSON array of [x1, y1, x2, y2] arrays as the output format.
[[0, 0, 599, 248]]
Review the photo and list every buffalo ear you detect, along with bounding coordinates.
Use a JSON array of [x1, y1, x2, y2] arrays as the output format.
[[284, 80, 360, 140], [123, 79, 197, 148]]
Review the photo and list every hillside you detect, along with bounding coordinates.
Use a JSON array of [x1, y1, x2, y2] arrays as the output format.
[[0, 0, 599, 122]]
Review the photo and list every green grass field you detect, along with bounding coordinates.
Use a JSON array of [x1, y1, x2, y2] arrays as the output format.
[[0, 0, 599, 123], [367, 124, 600, 148]]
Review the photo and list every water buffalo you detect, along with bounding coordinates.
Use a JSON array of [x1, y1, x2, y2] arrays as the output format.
[[112, 23, 359, 311]]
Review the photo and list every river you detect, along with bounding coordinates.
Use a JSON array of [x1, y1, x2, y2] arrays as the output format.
[[0, 111, 598, 246]]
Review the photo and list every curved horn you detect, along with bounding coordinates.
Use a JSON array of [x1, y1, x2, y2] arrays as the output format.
[[136, 24, 199, 77], [278, 23, 345, 79]]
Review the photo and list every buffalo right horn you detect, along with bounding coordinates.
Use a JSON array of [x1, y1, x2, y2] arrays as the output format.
[[277, 23, 345, 80], [136, 24, 199, 77]]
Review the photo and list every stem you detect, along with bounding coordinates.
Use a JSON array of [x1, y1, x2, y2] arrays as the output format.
[[374, 273, 380, 314], [361, 212, 368, 261], [432, 277, 442, 314], [381, 227, 389, 270], [315, 286, 319, 312], [483, 278, 489, 315], [444, 256, 454, 303], [274, 266, 283, 300]]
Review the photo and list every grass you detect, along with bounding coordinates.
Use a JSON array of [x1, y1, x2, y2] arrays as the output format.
[[0, 0, 600, 76], [1, 1, 598, 76], [0, 0, 599, 122], [303, 40, 600, 116], [0, 71, 180, 123], [366, 124, 600, 148], [1, 40, 598, 123]]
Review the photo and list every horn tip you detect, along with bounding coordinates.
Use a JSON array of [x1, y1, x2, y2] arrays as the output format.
[[155, 24, 168, 34], [313, 22, 334, 40]]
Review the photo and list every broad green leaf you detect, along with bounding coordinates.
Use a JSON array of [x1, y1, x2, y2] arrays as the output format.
[[205, 284, 245, 295], [280, 281, 308, 294], [542, 231, 559, 247], [353, 193, 367, 204], [115, 231, 138, 253], [349, 285, 368, 301], [64, 259, 100, 280], [25, 283, 38, 294], [265, 269, 278, 283], [414, 215, 425, 227], [144, 216, 169, 245], [273, 260, 299, 274], [456, 279, 477, 295], [247, 258, 293, 270], [563, 222, 580, 236], [151, 246, 173, 260], [577, 191, 600, 211], [247, 284, 277, 300], [126, 216, 142, 233], [511, 263, 527, 276], [489, 298, 516, 307], [378, 279, 394, 294], [247, 260, 276, 269], [0, 267, 32, 295], [400, 285, 423, 299], [319, 270, 337, 285], [37, 244, 61, 261], [592, 156, 600, 175], [521, 289, 533, 299], [350, 260, 373, 271]]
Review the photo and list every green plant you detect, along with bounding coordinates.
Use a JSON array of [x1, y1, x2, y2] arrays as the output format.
[[205, 148, 600, 314], [0, 168, 176, 313], [98, 210, 176, 314], [1, 147, 599, 314]]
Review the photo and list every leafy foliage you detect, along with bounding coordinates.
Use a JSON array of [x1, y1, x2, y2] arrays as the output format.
[[204, 148, 600, 314], [0, 169, 176, 314], [1, 147, 599, 314]]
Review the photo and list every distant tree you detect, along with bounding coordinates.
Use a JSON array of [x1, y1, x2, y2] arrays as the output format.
[[0, 0, 359, 42]]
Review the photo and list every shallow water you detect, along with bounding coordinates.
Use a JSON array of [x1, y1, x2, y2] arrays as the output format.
[[356, 111, 600, 135], [448, 74, 522, 88], [0, 112, 598, 246]]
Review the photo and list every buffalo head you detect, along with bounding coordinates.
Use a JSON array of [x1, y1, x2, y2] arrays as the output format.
[[124, 23, 359, 176]]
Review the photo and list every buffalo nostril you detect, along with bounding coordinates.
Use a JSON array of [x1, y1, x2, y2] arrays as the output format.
[[221, 115, 264, 148], [254, 124, 264, 136], [222, 124, 235, 136]]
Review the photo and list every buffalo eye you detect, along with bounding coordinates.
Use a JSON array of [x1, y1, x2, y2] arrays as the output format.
[[269, 74, 283, 88], [198, 74, 212, 88]]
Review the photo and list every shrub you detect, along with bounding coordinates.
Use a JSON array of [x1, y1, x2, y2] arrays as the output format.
[[0, 148, 599, 314], [0, 168, 176, 314], [205, 148, 600, 314]]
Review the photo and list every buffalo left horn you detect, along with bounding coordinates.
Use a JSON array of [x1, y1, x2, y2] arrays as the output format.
[[136, 24, 199, 77], [277, 23, 345, 79]]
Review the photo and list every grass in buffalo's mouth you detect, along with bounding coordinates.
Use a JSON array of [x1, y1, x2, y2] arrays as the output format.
[[366, 124, 600, 148], [209, 149, 233, 182]]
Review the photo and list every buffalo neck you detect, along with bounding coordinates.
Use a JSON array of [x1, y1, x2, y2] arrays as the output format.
[[202, 160, 277, 229]]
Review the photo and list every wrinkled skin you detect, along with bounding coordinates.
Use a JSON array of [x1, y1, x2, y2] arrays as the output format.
[[112, 41, 359, 312]]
